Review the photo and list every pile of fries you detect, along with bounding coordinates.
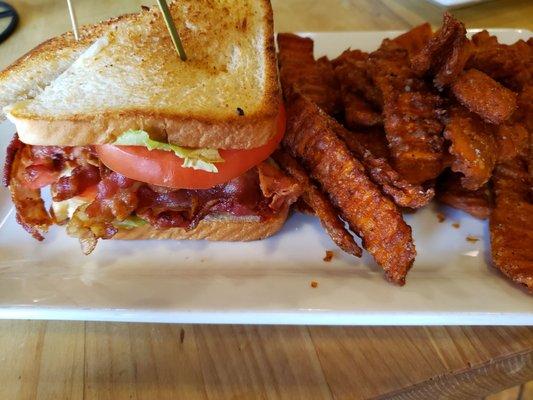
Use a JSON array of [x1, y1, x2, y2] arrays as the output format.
[[275, 13, 532, 290]]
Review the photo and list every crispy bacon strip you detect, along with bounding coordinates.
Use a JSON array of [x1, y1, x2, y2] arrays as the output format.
[[443, 105, 496, 190], [451, 69, 517, 125], [410, 13, 471, 88], [65, 163, 300, 254], [283, 93, 415, 284], [256, 161, 302, 211], [3, 133, 23, 187], [7, 141, 52, 241], [334, 126, 434, 208], [86, 171, 139, 221], [277, 33, 341, 115], [52, 164, 100, 201], [490, 159, 533, 290], [436, 170, 490, 219], [272, 149, 362, 257]]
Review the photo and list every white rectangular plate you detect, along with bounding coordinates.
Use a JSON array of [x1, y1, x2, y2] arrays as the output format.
[[426, 0, 488, 9], [1, 30, 532, 325]]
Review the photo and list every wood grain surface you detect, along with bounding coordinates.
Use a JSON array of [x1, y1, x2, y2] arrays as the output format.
[[0, 322, 532, 399], [0, 1, 532, 399]]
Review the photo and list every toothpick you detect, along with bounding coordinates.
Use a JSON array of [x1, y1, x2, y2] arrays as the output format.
[[156, 0, 187, 61], [66, 0, 79, 41]]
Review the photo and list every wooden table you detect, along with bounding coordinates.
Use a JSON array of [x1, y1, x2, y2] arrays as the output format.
[[0, 1, 532, 399]]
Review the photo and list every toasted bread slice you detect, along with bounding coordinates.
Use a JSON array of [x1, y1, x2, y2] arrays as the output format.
[[0, 14, 137, 120], [114, 206, 289, 241], [4, 0, 280, 150]]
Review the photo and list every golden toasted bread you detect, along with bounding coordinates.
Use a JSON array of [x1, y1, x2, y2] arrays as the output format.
[[3, 0, 280, 150]]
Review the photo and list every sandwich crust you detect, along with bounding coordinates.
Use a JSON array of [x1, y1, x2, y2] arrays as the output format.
[[114, 206, 289, 241], [6, 106, 280, 149]]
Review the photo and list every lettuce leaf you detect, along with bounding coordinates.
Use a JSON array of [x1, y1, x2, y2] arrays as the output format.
[[113, 215, 148, 230], [113, 130, 224, 173]]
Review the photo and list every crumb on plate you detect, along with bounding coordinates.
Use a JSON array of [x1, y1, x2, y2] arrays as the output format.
[[323, 250, 334, 262], [466, 235, 479, 243], [310, 280, 318, 288], [437, 212, 446, 223], [452, 222, 460, 229]]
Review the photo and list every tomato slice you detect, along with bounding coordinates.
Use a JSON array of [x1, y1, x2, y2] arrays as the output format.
[[96, 105, 286, 189]]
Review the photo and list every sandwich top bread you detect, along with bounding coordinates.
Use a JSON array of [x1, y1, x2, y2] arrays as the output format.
[[2, 0, 280, 149]]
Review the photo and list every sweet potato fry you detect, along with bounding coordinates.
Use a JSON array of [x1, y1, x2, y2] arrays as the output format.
[[333, 126, 435, 208], [381, 87, 445, 184], [490, 158, 533, 290], [368, 41, 446, 184], [443, 105, 496, 190], [342, 92, 382, 128], [272, 149, 362, 258], [283, 93, 415, 284], [436, 170, 490, 219], [495, 123, 529, 163], [410, 13, 471, 88], [516, 84, 533, 132], [392, 23, 433, 56], [332, 49, 382, 109], [469, 30, 533, 91], [451, 69, 517, 125], [348, 128, 390, 160], [277, 33, 341, 115]]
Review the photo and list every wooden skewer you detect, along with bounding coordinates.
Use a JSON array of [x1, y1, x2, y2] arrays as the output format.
[[156, 0, 187, 61], [66, 0, 79, 41]]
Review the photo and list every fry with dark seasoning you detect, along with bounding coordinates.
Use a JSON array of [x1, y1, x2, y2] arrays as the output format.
[[490, 159, 533, 291], [468, 30, 533, 91], [283, 93, 416, 285], [436, 170, 490, 220], [391, 22, 433, 56], [332, 49, 383, 107], [369, 41, 446, 184], [410, 13, 471, 88], [272, 149, 362, 258], [277, 33, 341, 116], [379, 81, 446, 184], [342, 91, 382, 128], [443, 105, 497, 190], [494, 123, 528, 163], [333, 125, 435, 208], [451, 69, 518, 125]]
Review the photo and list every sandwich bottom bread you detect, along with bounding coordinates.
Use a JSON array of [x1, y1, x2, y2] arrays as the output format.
[[114, 207, 290, 241], [4, 133, 301, 254]]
